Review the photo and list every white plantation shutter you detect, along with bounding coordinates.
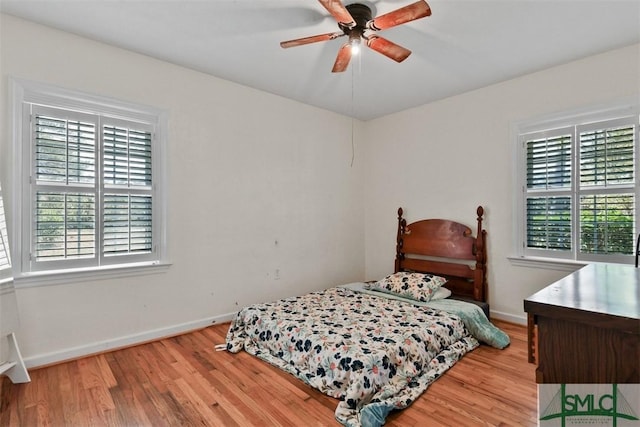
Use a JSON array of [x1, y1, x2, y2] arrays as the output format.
[[526, 196, 572, 251], [579, 194, 635, 256], [34, 192, 96, 261], [578, 119, 636, 257], [33, 109, 97, 265], [525, 130, 573, 253], [103, 125, 152, 187], [35, 114, 96, 184], [580, 123, 635, 187], [103, 194, 152, 256], [526, 132, 572, 190], [0, 184, 12, 281], [27, 104, 157, 272], [522, 115, 638, 263], [102, 123, 153, 259]]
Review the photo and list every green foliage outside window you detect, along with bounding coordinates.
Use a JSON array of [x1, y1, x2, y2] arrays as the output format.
[[580, 195, 635, 255]]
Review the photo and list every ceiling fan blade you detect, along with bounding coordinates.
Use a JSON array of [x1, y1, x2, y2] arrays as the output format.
[[368, 0, 431, 31], [366, 36, 411, 62], [332, 43, 352, 72], [318, 0, 356, 28], [280, 31, 344, 48]]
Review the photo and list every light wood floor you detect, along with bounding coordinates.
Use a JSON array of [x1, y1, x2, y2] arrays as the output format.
[[1, 320, 538, 426]]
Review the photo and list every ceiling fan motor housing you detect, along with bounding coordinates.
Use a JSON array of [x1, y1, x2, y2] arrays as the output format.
[[340, 3, 373, 34]]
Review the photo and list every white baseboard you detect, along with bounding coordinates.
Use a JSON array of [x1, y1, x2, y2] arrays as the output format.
[[23, 311, 237, 369], [22, 309, 527, 369], [490, 310, 527, 325]]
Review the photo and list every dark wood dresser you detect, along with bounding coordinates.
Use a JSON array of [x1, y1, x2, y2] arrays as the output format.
[[524, 263, 639, 383]]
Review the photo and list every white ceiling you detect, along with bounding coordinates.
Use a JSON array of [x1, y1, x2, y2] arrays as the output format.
[[2, 0, 639, 120]]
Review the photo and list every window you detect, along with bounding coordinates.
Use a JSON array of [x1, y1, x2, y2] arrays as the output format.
[[11, 79, 167, 283], [515, 104, 639, 265], [0, 182, 12, 282]]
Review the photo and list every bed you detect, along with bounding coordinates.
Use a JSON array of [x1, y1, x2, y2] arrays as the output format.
[[225, 206, 509, 427]]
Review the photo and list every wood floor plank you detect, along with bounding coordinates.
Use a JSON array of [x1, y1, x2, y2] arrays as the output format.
[[77, 357, 107, 391], [0, 378, 20, 426], [206, 361, 288, 426], [1, 319, 537, 426], [94, 355, 118, 389], [44, 365, 68, 427], [130, 343, 179, 395], [166, 377, 232, 426], [64, 358, 92, 426], [106, 351, 159, 426]]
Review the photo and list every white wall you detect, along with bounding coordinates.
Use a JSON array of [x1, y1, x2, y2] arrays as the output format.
[[363, 43, 640, 323], [0, 14, 365, 366]]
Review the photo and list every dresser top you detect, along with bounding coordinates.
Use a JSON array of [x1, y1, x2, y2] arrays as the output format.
[[525, 263, 640, 321]]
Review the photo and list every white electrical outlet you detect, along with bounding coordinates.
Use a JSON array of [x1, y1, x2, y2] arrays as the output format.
[[274, 269, 280, 280]]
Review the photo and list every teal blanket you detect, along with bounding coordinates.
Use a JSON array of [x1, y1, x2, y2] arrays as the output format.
[[341, 282, 510, 349]]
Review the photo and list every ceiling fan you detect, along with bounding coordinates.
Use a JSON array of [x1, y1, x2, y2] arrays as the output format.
[[280, 0, 431, 73]]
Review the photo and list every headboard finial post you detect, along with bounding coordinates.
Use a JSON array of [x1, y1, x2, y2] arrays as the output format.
[[475, 206, 487, 302], [395, 208, 405, 273], [475, 206, 485, 263]]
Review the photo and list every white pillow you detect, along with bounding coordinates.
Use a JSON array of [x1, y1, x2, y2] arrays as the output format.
[[430, 286, 452, 301]]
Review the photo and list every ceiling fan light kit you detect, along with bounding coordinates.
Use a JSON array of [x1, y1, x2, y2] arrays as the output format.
[[280, 0, 431, 73]]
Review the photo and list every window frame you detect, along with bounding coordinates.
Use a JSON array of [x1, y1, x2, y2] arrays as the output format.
[[10, 78, 170, 287], [512, 99, 639, 268]]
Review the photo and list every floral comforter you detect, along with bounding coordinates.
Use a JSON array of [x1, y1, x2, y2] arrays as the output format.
[[226, 286, 503, 427]]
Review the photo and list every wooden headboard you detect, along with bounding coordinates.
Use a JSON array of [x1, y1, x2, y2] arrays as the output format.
[[394, 206, 487, 302]]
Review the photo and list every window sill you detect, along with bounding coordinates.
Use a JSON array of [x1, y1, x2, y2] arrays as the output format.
[[1, 278, 16, 294], [507, 256, 588, 272], [13, 261, 172, 288]]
